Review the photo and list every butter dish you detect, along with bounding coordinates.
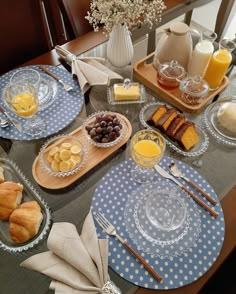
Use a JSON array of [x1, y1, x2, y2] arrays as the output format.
[[107, 79, 147, 105]]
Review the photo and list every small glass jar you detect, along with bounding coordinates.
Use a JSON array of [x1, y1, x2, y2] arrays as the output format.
[[179, 75, 209, 104], [156, 60, 186, 88]]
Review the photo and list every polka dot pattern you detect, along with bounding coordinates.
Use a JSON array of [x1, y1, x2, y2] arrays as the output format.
[[91, 156, 225, 290], [0, 65, 83, 140]]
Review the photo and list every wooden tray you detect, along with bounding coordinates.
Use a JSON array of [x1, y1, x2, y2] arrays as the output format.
[[32, 113, 132, 189], [133, 52, 229, 113]]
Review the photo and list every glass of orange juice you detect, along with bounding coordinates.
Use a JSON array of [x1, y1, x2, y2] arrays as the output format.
[[4, 81, 46, 136], [130, 129, 166, 183]]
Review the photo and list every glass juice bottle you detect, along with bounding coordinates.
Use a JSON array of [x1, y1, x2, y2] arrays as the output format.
[[204, 39, 236, 90], [187, 30, 217, 77]]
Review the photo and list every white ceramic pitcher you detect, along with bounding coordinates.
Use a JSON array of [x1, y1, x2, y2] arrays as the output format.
[[154, 22, 198, 71]]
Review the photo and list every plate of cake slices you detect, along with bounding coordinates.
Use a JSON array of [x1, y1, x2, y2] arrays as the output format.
[[139, 102, 209, 157]]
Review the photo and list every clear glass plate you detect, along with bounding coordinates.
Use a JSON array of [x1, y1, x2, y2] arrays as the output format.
[[0, 158, 52, 253], [124, 179, 201, 259], [204, 96, 236, 147], [107, 84, 147, 105], [139, 102, 209, 157], [38, 73, 58, 111]]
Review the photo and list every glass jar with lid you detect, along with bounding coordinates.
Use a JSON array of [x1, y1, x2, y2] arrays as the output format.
[[179, 75, 209, 104], [157, 60, 186, 88]]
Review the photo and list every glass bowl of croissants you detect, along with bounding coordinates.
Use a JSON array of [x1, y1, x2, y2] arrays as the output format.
[[0, 159, 52, 253]]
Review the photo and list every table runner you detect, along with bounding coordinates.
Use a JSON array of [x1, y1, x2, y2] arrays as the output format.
[[91, 156, 225, 290], [0, 65, 83, 140]]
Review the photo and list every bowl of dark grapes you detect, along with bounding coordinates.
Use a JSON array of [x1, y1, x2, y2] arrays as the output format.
[[83, 111, 125, 148]]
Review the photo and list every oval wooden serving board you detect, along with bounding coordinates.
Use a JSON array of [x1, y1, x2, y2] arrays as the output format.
[[32, 113, 132, 189]]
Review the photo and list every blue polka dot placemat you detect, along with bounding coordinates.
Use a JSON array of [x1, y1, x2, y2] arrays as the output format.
[[0, 65, 83, 140], [91, 156, 225, 290]]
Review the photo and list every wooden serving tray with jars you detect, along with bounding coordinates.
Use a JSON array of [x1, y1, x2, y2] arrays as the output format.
[[133, 52, 229, 114], [32, 113, 132, 189]]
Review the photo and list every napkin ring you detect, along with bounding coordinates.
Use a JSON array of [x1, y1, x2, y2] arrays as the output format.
[[100, 280, 122, 294]]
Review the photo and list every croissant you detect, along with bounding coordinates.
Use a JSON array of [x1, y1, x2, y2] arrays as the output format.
[[9, 201, 43, 243], [0, 182, 23, 220]]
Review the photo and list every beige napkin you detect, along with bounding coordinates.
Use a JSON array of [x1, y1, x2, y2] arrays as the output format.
[[21, 211, 120, 294], [55, 45, 123, 94]]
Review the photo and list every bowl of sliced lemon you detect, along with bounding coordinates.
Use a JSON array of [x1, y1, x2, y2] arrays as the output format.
[[39, 134, 87, 177]]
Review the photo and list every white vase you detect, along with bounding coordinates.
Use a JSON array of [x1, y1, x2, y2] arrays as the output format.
[[107, 24, 134, 68]]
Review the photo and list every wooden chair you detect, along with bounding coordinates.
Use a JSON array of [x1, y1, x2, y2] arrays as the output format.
[[0, 0, 55, 75], [56, 0, 93, 40]]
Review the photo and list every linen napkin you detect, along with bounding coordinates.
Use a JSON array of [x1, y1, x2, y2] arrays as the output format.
[[20, 211, 121, 294], [55, 45, 123, 94]]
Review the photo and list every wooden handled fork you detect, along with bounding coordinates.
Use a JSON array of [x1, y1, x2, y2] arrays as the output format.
[[94, 211, 163, 283]]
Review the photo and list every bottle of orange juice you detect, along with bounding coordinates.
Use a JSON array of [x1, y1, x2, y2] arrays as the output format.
[[204, 39, 236, 90]]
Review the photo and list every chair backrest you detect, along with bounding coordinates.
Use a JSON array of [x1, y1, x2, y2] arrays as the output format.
[[0, 0, 54, 75], [56, 0, 93, 40]]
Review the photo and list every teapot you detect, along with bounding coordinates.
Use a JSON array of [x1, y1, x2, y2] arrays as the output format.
[[153, 22, 200, 71]]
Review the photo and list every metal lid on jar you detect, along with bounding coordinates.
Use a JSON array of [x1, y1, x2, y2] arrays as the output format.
[[179, 75, 209, 97]]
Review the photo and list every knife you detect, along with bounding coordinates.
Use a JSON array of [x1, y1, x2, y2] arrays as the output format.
[[0, 105, 22, 132], [154, 165, 219, 218]]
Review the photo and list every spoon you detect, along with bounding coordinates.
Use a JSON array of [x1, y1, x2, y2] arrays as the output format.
[[0, 117, 9, 128], [168, 161, 217, 205]]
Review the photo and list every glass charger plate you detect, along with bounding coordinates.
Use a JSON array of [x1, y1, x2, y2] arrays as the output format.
[[140, 102, 209, 157], [124, 179, 201, 259], [204, 97, 236, 147], [0, 65, 83, 141], [92, 156, 224, 290], [0, 158, 52, 253], [37, 73, 58, 111]]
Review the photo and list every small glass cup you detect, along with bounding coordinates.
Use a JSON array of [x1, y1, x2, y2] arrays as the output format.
[[10, 68, 41, 92], [130, 129, 166, 183], [4, 81, 46, 136]]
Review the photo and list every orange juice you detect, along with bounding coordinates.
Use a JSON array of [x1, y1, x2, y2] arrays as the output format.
[[12, 92, 38, 117], [132, 139, 161, 168], [204, 48, 232, 90]]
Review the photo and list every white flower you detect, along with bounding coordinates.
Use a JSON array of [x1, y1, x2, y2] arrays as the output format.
[[85, 0, 166, 34]]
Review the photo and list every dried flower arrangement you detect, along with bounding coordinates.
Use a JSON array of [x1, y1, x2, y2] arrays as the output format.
[[85, 0, 166, 34]]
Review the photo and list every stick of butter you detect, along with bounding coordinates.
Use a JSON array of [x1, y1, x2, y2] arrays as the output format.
[[114, 85, 140, 101]]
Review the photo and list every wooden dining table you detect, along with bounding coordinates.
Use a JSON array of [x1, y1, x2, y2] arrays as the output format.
[[1, 1, 236, 293]]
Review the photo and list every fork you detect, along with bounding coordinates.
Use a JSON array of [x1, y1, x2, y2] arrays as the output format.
[[38, 65, 73, 92], [0, 105, 22, 132], [94, 212, 163, 283]]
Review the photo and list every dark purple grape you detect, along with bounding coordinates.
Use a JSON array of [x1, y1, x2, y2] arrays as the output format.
[[109, 132, 117, 141], [114, 125, 120, 133], [101, 137, 109, 143], [93, 135, 101, 142], [107, 126, 113, 133], [113, 118, 120, 125], [89, 128, 97, 137], [96, 126, 103, 134], [96, 115, 102, 122], [107, 121, 113, 127], [85, 125, 92, 132], [118, 123, 123, 129], [100, 120, 107, 127]]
